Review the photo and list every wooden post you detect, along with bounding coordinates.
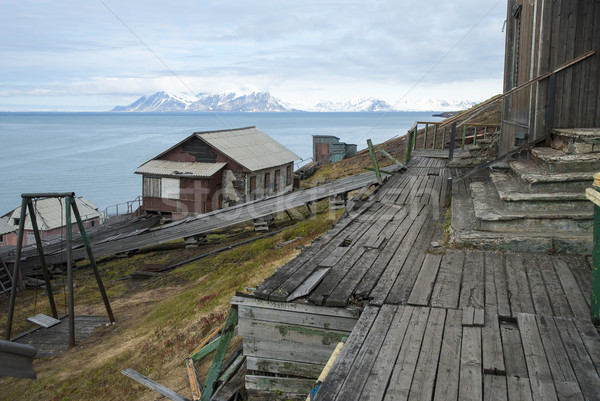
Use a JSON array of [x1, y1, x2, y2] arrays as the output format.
[[432, 125, 438, 149], [448, 122, 457, 161], [442, 126, 446, 150], [473, 126, 478, 145], [65, 196, 75, 346], [25, 199, 58, 319], [201, 307, 238, 401], [367, 139, 382, 184], [587, 173, 600, 322], [462, 126, 467, 150], [71, 200, 115, 323], [412, 126, 417, 150], [423, 123, 428, 149], [5, 198, 27, 340]]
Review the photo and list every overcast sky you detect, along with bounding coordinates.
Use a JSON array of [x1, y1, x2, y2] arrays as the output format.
[[0, 0, 507, 111]]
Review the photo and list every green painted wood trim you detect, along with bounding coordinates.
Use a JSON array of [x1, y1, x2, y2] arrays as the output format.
[[200, 307, 238, 401], [367, 139, 382, 184]]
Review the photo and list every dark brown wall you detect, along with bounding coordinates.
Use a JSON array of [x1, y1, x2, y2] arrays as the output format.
[[501, 0, 600, 154]]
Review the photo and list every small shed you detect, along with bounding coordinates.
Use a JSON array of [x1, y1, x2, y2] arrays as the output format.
[[312, 135, 357, 165], [501, 0, 600, 153], [136, 126, 300, 217], [3, 197, 102, 246]]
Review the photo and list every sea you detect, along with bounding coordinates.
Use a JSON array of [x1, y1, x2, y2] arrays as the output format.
[[0, 111, 444, 215]]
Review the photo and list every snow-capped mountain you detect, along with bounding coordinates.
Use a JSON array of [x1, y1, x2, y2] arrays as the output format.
[[310, 98, 393, 112], [112, 91, 478, 113], [112, 91, 293, 112]]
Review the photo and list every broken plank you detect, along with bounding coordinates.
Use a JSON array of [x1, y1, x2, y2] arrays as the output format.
[[505, 253, 535, 316], [483, 374, 507, 401], [524, 256, 553, 316], [246, 356, 323, 379], [121, 368, 188, 401], [433, 309, 462, 401], [245, 375, 314, 394], [482, 311, 505, 375], [459, 251, 485, 310], [458, 326, 482, 401], [430, 250, 465, 309]]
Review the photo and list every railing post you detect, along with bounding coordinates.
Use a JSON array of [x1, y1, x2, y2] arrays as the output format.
[[587, 173, 600, 322], [412, 125, 417, 150], [473, 126, 478, 145], [442, 126, 446, 150], [462, 126, 467, 150], [424, 123, 428, 149], [433, 125, 438, 149], [367, 139, 382, 184], [448, 122, 456, 161]]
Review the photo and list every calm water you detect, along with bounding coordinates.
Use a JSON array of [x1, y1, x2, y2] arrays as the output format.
[[0, 111, 443, 214]]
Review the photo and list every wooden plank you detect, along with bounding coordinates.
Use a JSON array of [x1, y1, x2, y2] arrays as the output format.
[[517, 313, 558, 401], [505, 253, 535, 316], [314, 306, 379, 400], [507, 377, 533, 401], [238, 319, 348, 350], [211, 362, 245, 401], [286, 268, 330, 302], [500, 323, 529, 379], [536, 254, 573, 317], [482, 311, 505, 375], [433, 309, 462, 401], [569, 255, 592, 306], [232, 296, 360, 319], [407, 254, 442, 306], [483, 374, 507, 401], [535, 315, 583, 401], [458, 326, 482, 401], [523, 256, 553, 316], [554, 317, 600, 400], [383, 308, 430, 400], [552, 257, 589, 318], [459, 251, 485, 309], [121, 368, 188, 401], [237, 305, 357, 333], [245, 375, 314, 394], [333, 305, 398, 401], [430, 250, 465, 309], [488, 252, 511, 318], [26, 313, 61, 328], [407, 308, 446, 401], [572, 318, 600, 375], [463, 306, 475, 326], [243, 337, 342, 366], [360, 306, 415, 401], [246, 356, 323, 379]]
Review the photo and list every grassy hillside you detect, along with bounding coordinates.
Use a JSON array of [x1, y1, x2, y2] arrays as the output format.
[[0, 203, 340, 400]]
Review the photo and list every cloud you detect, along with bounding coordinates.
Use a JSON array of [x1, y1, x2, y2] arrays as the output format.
[[0, 0, 507, 110]]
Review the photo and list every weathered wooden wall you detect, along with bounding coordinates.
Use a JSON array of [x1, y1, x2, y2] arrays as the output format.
[[232, 296, 360, 401], [501, 0, 600, 154]]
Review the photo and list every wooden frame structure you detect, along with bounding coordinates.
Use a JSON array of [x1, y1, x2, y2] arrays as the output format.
[[4, 192, 115, 346]]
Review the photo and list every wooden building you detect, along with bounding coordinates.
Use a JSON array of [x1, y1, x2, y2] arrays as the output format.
[[501, 0, 600, 154], [312, 135, 357, 165], [136, 127, 299, 217], [0, 218, 17, 249], [1, 197, 101, 247]]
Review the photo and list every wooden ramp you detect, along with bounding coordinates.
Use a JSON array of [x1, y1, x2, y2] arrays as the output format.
[[9, 166, 399, 272]]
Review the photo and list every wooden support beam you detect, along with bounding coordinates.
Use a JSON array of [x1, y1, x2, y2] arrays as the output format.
[[367, 139, 382, 184], [587, 173, 600, 322]]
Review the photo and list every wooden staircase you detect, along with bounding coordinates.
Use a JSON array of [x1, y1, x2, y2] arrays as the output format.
[[0, 254, 13, 297], [451, 128, 600, 253]]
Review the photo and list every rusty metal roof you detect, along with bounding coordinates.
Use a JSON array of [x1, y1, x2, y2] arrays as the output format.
[[135, 160, 227, 178], [6, 197, 102, 232], [195, 126, 300, 171]]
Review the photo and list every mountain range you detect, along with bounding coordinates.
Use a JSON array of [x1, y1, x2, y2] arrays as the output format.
[[112, 91, 478, 113]]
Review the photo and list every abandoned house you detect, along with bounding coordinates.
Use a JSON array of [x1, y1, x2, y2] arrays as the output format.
[[0, 217, 17, 249], [135, 126, 300, 217], [2, 197, 102, 247], [312, 135, 357, 165]]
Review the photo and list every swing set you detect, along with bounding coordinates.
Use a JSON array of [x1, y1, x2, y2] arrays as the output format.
[[4, 192, 115, 347]]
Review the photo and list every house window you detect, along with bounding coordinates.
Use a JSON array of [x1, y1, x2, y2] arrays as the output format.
[[274, 170, 281, 192], [249, 176, 256, 195], [264, 172, 270, 194], [0, 234, 4, 243], [161, 178, 180, 199], [13, 218, 20, 226], [143, 176, 161, 197], [286, 165, 292, 186]]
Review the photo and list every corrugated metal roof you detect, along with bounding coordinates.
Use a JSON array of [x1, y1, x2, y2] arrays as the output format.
[[0, 217, 15, 235], [135, 160, 226, 178], [195, 126, 300, 172], [7, 197, 102, 231]]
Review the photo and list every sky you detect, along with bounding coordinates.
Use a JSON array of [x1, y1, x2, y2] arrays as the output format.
[[0, 0, 508, 111]]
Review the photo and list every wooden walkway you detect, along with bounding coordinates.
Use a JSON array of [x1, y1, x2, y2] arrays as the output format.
[[245, 157, 600, 400], [7, 166, 399, 272]]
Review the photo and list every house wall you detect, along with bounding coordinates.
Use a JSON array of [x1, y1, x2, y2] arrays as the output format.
[[232, 296, 359, 401], [142, 172, 223, 216], [224, 162, 295, 207], [501, 0, 600, 154], [0, 218, 99, 248], [0, 231, 18, 247]]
